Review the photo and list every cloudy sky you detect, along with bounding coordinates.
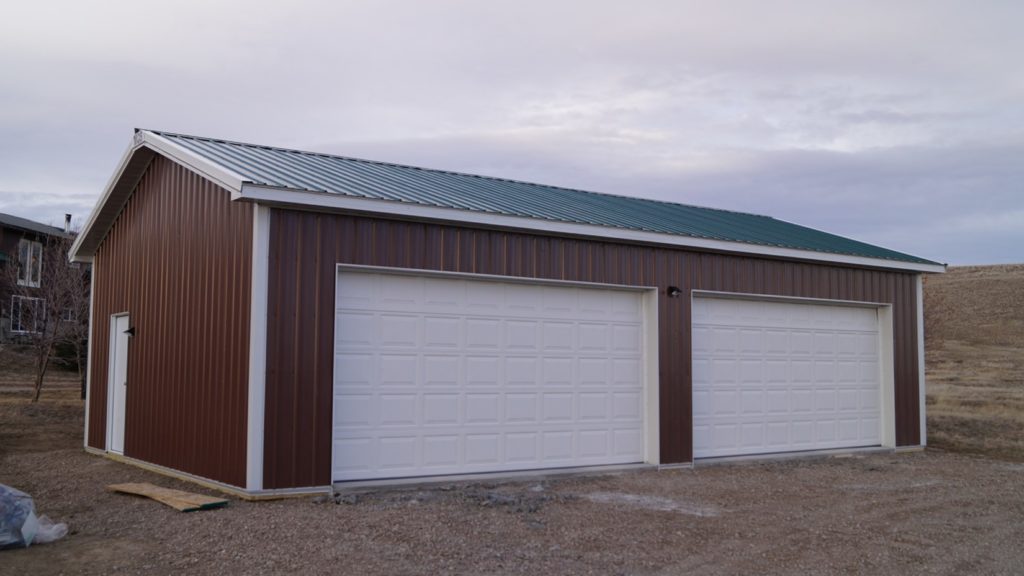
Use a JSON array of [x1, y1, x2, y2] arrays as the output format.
[[1, 1, 1021, 265]]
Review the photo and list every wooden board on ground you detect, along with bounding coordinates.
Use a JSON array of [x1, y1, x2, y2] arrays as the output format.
[[108, 482, 229, 512]]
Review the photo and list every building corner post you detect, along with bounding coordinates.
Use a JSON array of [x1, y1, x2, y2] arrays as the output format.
[[246, 204, 271, 491]]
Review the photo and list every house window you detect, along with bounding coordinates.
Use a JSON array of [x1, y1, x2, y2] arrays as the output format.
[[60, 308, 75, 323], [11, 295, 46, 334], [17, 239, 43, 288]]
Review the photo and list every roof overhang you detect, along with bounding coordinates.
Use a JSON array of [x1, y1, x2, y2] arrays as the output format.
[[70, 131, 249, 262], [72, 130, 946, 274], [238, 184, 947, 274]]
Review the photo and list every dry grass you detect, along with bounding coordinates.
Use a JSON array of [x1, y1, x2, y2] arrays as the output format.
[[924, 264, 1024, 460]]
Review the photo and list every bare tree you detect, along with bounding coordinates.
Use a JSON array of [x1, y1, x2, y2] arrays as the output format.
[[4, 234, 90, 402]]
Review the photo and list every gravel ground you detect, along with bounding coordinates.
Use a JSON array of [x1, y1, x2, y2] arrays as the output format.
[[3, 390, 1024, 575]]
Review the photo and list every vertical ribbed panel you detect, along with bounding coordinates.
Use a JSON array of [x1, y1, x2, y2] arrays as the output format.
[[264, 209, 921, 489], [87, 156, 252, 488]]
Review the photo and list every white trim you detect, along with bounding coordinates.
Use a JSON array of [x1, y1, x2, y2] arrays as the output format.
[[335, 263, 653, 292], [878, 305, 896, 448], [70, 130, 250, 262], [83, 268, 96, 448], [70, 140, 140, 261], [241, 185, 947, 274], [106, 312, 129, 455], [9, 295, 45, 334], [246, 204, 271, 491], [141, 131, 248, 194], [642, 288, 660, 465], [694, 446, 894, 466], [916, 274, 927, 446], [15, 239, 43, 288], [87, 447, 331, 499], [691, 289, 888, 309], [334, 463, 657, 491]]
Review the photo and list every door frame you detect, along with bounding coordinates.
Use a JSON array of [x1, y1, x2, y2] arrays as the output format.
[[689, 290, 896, 460], [106, 312, 130, 455]]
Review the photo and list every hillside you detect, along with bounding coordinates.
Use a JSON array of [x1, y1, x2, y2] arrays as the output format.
[[924, 264, 1024, 460]]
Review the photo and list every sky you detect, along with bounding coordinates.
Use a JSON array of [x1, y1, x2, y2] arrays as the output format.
[[1, 1, 1021, 265]]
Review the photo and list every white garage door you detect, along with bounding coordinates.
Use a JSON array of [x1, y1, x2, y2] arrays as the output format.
[[692, 296, 881, 458], [333, 271, 647, 481]]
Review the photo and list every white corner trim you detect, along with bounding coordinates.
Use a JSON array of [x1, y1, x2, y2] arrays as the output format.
[[239, 184, 947, 274], [140, 131, 248, 194], [83, 268, 96, 448], [916, 274, 927, 446], [246, 204, 271, 491]]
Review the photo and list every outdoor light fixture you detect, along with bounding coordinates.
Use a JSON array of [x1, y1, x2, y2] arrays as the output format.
[[124, 326, 136, 337], [667, 286, 682, 298]]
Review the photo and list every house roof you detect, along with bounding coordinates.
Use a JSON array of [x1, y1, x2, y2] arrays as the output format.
[[70, 129, 945, 273], [0, 212, 70, 239]]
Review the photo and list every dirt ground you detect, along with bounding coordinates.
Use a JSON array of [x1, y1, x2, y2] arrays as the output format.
[[1, 387, 1023, 575], [2, 264, 1023, 574]]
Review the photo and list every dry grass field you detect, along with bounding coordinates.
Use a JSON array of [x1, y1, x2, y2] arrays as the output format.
[[924, 264, 1024, 460]]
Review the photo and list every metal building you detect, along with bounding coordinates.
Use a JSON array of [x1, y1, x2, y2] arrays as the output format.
[[70, 129, 945, 496]]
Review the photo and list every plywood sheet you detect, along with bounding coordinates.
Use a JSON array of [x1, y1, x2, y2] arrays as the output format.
[[109, 482, 228, 512]]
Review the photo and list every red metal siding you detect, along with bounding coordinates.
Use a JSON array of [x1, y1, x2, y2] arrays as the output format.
[[87, 156, 252, 488], [264, 209, 921, 489]]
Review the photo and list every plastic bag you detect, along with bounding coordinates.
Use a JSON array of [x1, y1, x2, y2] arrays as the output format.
[[0, 484, 67, 549]]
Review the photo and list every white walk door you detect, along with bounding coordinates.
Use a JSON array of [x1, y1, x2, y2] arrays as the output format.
[[333, 271, 646, 481], [692, 297, 881, 458], [108, 314, 130, 454]]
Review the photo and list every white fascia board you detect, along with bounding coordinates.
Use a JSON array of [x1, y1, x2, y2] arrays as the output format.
[[69, 139, 140, 262], [239, 184, 948, 274], [140, 131, 247, 195], [70, 130, 250, 262]]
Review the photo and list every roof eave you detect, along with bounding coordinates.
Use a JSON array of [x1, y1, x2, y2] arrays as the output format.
[[239, 184, 947, 274], [70, 130, 250, 262]]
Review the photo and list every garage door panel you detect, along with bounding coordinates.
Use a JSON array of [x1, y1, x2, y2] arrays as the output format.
[[505, 357, 538, 385], [424, 317, 460, 348], [578, 392, 609, 420], [612, 391, 642, 420], [379, 354, 417, 385], [612, 359, 641, 386], [424, 393, 459, 424], [334, 271, 646, 481], [693, 296, 882, 459], [335, 312, 375, 347], [506, 320, 540, 350], [614, 428, 644, 455], [578, 358, 610, 385]]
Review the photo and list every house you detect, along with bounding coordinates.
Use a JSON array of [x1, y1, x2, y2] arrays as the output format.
[[70, 129, 946, 497], [0, 212, 72, 339]]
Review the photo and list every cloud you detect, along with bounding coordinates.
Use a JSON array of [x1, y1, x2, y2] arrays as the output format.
[[0, 1, 1022, 264]]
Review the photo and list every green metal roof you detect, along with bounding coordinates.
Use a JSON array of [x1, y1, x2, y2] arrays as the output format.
[[150, 130, 939, 266]]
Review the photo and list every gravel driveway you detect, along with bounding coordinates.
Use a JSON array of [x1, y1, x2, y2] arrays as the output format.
[[2, 393, 1024, 575]]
